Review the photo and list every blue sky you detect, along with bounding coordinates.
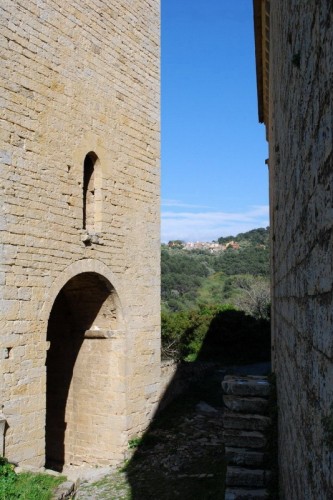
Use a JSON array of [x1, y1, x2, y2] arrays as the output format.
[[161, 0, 268, 242]]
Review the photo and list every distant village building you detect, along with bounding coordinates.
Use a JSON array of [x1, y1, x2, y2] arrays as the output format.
[[225, 241, 240, 250], [183, 241, 226, 253], [180, 240, 243, 253]]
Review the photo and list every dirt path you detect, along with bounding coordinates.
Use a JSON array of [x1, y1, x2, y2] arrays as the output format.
[[75, 367, 226, 499], [74, 362, 270, 499]]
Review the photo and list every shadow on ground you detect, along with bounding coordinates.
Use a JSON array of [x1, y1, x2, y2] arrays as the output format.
[[75, 310, 270, 499], [124, 368, 226, 499], [124, 310, 270, 499]]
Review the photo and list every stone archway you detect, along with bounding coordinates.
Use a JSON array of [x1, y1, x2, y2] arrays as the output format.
[[45, 271, 124, 471]]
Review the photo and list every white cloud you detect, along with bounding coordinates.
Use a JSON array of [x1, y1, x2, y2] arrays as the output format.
[[162, 199, 211, 209], [161, 205, 269, 242]]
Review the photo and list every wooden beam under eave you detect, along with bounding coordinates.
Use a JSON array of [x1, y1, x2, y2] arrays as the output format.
[[253, 0, 270, 129], [253, 0, 264, 124]]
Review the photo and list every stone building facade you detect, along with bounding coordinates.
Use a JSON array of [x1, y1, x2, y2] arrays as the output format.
[[254, 1, 333, 497], [1, 1, 160, 469]]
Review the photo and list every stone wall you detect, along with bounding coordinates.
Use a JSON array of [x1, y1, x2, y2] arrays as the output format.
[[266, 1, 333, 497], [0, 0, 160, 468]]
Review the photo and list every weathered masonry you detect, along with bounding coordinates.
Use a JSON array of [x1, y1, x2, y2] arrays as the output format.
[[0, 1, 160, 469], [254, 1, 333, 497]]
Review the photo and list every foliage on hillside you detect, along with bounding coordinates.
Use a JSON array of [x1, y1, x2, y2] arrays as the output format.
[[217, 227, 269, 246], [213, 245, 269, 276], [161, 248, 212, 311], [162, 227, 270, 312], [161, 228, 271, 363]]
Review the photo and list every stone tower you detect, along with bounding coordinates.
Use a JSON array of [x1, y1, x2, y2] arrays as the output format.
[[1, 1, 160, 469], [254, 0, 333, 497]]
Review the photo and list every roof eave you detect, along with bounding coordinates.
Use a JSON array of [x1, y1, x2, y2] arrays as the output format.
[[253, 0, 265, 124]]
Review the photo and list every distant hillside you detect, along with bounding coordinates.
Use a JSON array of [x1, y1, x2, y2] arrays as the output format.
[[162, 227, 270, 312], [217, 227, 269, 246]]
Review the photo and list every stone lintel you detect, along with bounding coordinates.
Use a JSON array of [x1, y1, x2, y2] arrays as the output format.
[[84, 329, 122, 339]]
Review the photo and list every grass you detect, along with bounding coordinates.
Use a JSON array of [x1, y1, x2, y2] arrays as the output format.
[[196, 272, 227, 304], [0, 458, 65, 500], [128, 437, 143, 449], [195, 272, 247, 307]]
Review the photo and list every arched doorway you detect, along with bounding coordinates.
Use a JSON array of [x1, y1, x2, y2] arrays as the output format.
[[45, 272, 120, 471]]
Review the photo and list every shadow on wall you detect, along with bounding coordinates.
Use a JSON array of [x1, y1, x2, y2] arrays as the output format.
[[45, 272, 117, 471], [124, 309, 271, 499], [45, 290, 84, 471]]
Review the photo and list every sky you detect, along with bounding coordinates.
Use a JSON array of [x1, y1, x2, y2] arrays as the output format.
[[161, 0, 269, 243]]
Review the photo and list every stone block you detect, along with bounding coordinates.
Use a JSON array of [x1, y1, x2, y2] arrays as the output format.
[[225, 447, 268, 467], [53, 480, 76, 500], [226, 466, 271, 488], [225, 488, 269, 500], [223, 396, 268, 414], [223, 411, 271, 431], [224, 430, 267, 449], [222, 376, 270, 398]]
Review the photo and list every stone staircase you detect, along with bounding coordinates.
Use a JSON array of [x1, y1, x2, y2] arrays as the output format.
[[222, 375, 271, 500]]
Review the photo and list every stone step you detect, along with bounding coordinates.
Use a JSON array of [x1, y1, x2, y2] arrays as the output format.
[[223, 395, 268, 414], [224, 429, 267, 449], [223, 411, 271, 431], [222, 375, 270, 398], [224, 487, 269, 500], [226, 466, 271, 488], [225, 447, 268, 467]]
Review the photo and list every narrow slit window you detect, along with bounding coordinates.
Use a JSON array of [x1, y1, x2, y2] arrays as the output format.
[[83, 152, 97, 231]]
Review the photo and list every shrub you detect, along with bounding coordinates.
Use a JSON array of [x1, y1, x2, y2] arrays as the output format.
[[161, 303, 270, 364]]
